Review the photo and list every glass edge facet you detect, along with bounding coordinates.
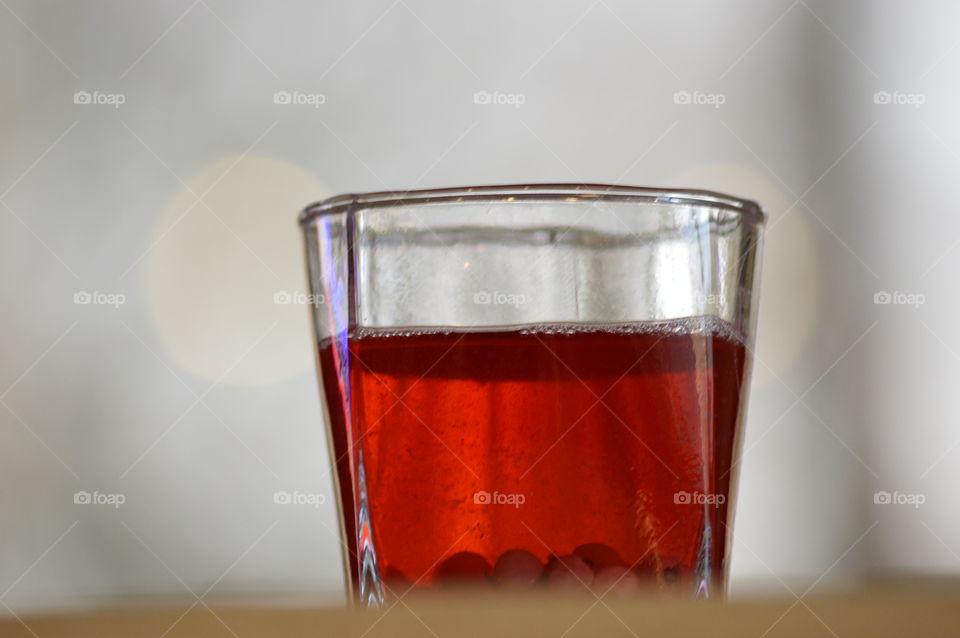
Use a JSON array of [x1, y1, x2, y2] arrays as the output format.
[[298, 184, 767, 227]]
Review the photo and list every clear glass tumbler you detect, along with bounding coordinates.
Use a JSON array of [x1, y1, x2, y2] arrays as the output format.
[[299, 184, 764, 606]]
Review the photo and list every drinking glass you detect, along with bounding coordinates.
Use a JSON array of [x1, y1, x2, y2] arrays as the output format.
[[299, 184, 764, 606]]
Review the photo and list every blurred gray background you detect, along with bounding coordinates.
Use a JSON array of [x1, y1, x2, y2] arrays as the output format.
[[1, 0, 958, 616]]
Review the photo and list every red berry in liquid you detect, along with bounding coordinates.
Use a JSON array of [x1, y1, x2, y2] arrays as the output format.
[[544, 555, 593, 589], [593, 565, 641, 596], [382, 566, 413, 597], [493, 549, 543, 587], [573, 542, 625, 571], [434, 551, 491, 585]]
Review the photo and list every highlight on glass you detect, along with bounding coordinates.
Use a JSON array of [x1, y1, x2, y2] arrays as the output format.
[[299, 184, 765, 606]]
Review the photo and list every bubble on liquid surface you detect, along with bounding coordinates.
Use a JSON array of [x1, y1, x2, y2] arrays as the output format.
[[354, 316, 744, 343], [354, 326, 454, 339], [518, 316, 743, 341]]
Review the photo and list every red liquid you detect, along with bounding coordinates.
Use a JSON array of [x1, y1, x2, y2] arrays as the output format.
[[318, 319, 748, 599]]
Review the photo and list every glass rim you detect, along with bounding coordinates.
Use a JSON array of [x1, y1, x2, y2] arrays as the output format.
[[298, 183, 766, 227]]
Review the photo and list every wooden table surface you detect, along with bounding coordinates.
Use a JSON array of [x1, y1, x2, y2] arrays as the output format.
[[2, 587, 958, 637]]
